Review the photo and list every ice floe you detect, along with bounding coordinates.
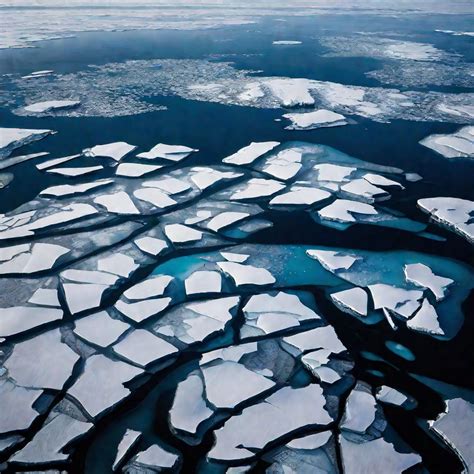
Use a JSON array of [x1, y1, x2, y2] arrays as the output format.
[[73, 310, 129, 348], [283, 109, 347, 130], [23, 100, 80, 114], [418, 197, 474, 243], [112, 429, 141, 471], [404, 263, 453, 301], [112, 329, 178, 368], [0, 306, 63, 338], [0, 127, 53, 158], [137, 143, 198, 161], [47, 165, 103, 177], [430, 397, 474, 473], [5, 329, 79, 389], [125, 443, 181, 472], [217, 261, 275, 287], [272, 40, 302, 45], [223, 141, 280, 165], [420, 126, 474, 159], [116, 163, 162, 177], [10, 412, 93, 465], [68, 354, 142, 419], [84, 142, 137, 162], [170, 373, 213, 436], [208, 384, 333, 461], [185, 270, 222, 295]]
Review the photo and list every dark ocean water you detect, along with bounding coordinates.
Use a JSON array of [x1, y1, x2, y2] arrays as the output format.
[[0, 12, 473, 474]]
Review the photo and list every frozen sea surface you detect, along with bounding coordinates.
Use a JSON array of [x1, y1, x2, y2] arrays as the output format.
[[0, 5, 473, 474]]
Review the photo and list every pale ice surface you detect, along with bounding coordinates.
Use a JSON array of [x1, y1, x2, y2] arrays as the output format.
[[418, 197, 474, 243], [208, 384, 333, 461], [283, 109, 347, 130], [23, 100, 80, 114], [0, 127, 53, 158], [137, 143, 198, 161], [420, 126, 474, 159], [223, 141, 280, 165], [84, 142, 137, 161]]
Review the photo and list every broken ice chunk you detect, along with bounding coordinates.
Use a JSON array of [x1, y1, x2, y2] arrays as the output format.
[[62, 283, 108, 314], [164, 223, 203, 244], [208, 384, 333, 461], [116, 163, 163, 177], [404, 262, 453, 302], [94, 192, 140, 215], [125, 444, 181, 472], [112, 429, 142, 471], [318, 199, 378, 224], [307, 249, 360, 272], [170, 373, 213, 436], [420, 126, 474, 159], [223, 141, 280, 165], [339, 434, 421, 474], [0, 242, 69, 275], [5, 329, 79, 389], [261, 149, 303, 181], [340, 383, 377, 435], [36, 153, 81, 170], [368, 283, 423, 319], [407, 298, 445, 336], [74, 311, 129, 348], [84, 142, 137, 161], [313, 163, 356, 182], [0, 306, 63, 338], [112, 329, 178, 368], [230, 178, 286, 200], [144, 177, 191, 194], [24, 100, 80, 113], [217, 261, 275, 287], [67, 354, 142, 419], [0, 379, 41, 433], [124, 275, 173, 300], [270, 186, 331, 206], [363, 173, 404, 189], [115, 297, 171, 324], [265, 78, 315, 107], [0, 127, 53, 159], [134, 187, 177, 208], [430, 397, 474, 473], [185, 270, 222, 295], [341, 179, 389, 203], [202, 360, 275, 409], [331, 287, 368, 317], [272, 40, 302, 45], [219, 251, 249, 263], [98, 253, 138, 277], [134, 236, 168, 256], [28, 288, 60, 307], [10, 413, 93, 465], [137, 143, 197, 161], [190, 167, 243, 190], [376, 386, 415, 409], [283, 109, 347, 130], [241, 291, 320, 337], [41, 180, 112, 198], [418, 197, 474, 243], [47, 165, 104, 177], [206, 211, 250, 232], [282, 326, 346, 355]]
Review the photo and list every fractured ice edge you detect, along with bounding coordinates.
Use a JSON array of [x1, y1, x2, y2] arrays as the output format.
[[0, 135, 473, 471], [1, 59, 473, 121]]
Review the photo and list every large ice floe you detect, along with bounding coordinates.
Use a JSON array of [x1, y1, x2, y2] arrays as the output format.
[[418, 197, 474, 243], [0, 131, 472, 472], [420, 126, 474, 159], [2, 59, 473, 122]]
